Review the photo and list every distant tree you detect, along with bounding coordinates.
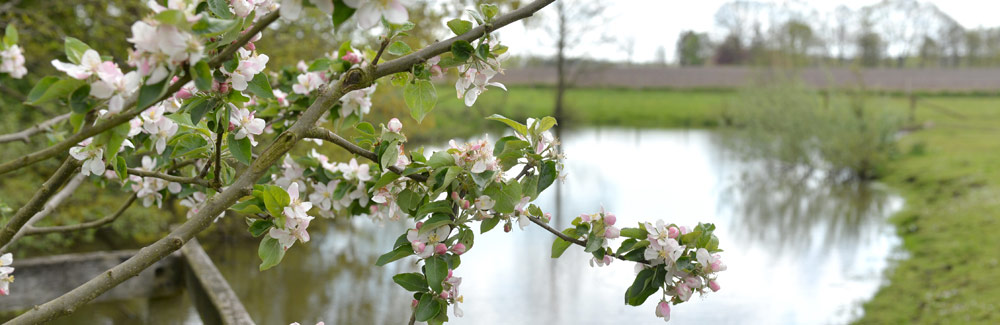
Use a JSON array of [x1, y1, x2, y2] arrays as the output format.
[[654, 46, 667, 66], [965, 30, 983, 66], [918, 36, 941, 67], [778, 19, 816, 66], [714, 33, 746, 65], [858, 31, 884, 67], [677, 31, 709, 66]]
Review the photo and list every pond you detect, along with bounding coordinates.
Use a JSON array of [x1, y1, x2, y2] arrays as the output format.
[[47, 128, 904, 324]]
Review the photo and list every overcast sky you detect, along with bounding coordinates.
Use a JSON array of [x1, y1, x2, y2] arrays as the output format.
[[497, 0, 1000, 63]]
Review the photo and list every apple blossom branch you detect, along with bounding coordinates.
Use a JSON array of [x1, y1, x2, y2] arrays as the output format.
[[304, 127, 429, 182], [0, 158, 80, 248], [0, 113, 69, 144], [5, 2, 555, 323], [0, 10, 281, 176]]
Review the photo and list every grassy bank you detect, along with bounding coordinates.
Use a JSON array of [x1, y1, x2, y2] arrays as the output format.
[[858, 96, 1000, 324]]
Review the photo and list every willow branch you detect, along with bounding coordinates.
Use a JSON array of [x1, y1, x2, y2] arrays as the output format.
[[0, 173, 85, 253], [303, 127, 428, 182], [0, 158, 80, 247], [0, 10, 281, 176], [6, 3, 553, 322], [0, 113, 69, 144], [23, 194, 137, 236]]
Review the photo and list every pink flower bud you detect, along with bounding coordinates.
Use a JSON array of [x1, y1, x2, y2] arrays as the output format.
[[434, 243, 448, 255], [603, 255, 612, 265], [415, 222, 423, 230], [655, 301, 671, 320], [680, 226, 690, 235], [219, 83, 230, 93], [451, 243, 466, 255], [709, 280, 720, 292], [604, 227, 620, 239], [504, 223, 512, 233], [175, 88, 192, 99], [412, 299, 419, 308], [451, 192, 460, 201], [171, 76, 180, 83], [440, 291, 450, 299], [543, 213, 552, 222], [388, 118, 402, 133], [342, 52, 362, 64], [413, 242, 426, 253], [580, 214, 591, 223], [244, 42, 256, 51], [604, 214, 616, 226], [228, 122, 236, 132], [447, 269, 453, 278], [462, 200, 471, 210], [667, 226, 680, 239]]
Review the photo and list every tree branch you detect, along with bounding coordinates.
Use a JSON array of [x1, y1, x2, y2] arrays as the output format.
[[212, 130, 223, 188], [0, 10, 281, 176], [372, 0, 555, 79], [126, 168, 212, 187], [303, 127, 428, 182], [0, 158, 79, 247], [0, 173, 85, 253], [0, 113, 70, 144], [5, 3, 554, 322], [22, 194, 137, 236]]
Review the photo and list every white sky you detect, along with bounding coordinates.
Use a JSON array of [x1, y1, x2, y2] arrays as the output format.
[[498, 0, 1000, 63]]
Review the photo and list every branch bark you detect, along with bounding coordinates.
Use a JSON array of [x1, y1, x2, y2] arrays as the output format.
[[126, 168, 212, 187], [5, 2, 555, 322], [0, 113, 70, 144], [0, 173, 85, 253], [22, 194, 137, 236], [0, 11, 280, 176], [0, 158, 79, 247]]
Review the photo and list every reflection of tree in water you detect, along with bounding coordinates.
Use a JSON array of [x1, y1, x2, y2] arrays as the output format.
[[203, 218, 417, 324], [719, 161, 896, 261]]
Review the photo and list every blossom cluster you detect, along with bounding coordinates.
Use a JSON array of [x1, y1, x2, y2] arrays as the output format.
[[448, 137, 499, 174], [0, 253, 13, 296], [0, 26, 26, 78]]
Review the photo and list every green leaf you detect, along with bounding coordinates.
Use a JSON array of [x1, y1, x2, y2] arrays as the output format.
[[28, 78, 86, 105], [450, 40, 475, 61], [154, 9, 188, 27], [424, 256, 448, 293], [427, 151, 455, 169], [471, 170, 497, 190], [376, 244, 413, 266], [103, 123, 130, 163], [228, 133, 253, 165], [207, 0, 235, 19], [418, 214, 452, 236], [620, 227, 648, 239], [114, 156, 128, 181], [379, 141, 400, 171], [191, 61, 213, 91], [69, 84, 93, 113], [414, 293, 441, 322], [537, 160, 558, 194], [372, 172, 401, 192], [248, 219, 274, 237], [258, 236, 285, 271], [231, 197, 265, 215], [487, 114, 528, 135], [480, 216, 500, 234], [486, 181, 521, 214], [520, 174, 539, 200], [480, 3, 499, 19], [537, 116, 558, 133], [550, 228, 578, 258], [3, 24, 18, 47], [63, 37, 92, 65], [446, 19, 473, 35], [404, 80, 437, 123], [25, 76, 59, 104], [624, 268, 653, 306], [262, 185, 290, 218], [387, 41, 412, 56], [246, 73, 275, 99], [170, 133, 209, 158], [392, 273, 429, 292], [396, 189, 423, 213], [138, 77, 170, 109], [69, 112, 85, 133], [188, 97, 218, 124], [585, 231, 605, 253], [415, 200, 453, 219], [476, 43, 490, 60], [331, 0, 356, 29], [355, 121, 375, 135]]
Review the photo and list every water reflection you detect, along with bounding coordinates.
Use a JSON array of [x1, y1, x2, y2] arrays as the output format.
[[44, 128, 902, 324]]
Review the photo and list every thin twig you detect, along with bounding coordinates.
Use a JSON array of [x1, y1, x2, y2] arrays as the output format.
[[213, 130, 223, 188], [23, 194, 137, 235], [0, 113, 70, 144], [371, 37, 391, 66], [526, 215, 645, 263], [304, 127, 429, 182], [127, 168, 212, 187]]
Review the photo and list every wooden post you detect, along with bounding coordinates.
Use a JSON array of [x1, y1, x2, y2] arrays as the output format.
[[181, 239, 255, 325]]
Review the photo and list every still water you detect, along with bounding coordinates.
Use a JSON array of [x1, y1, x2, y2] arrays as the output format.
[[52, 128, 904, 324]]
